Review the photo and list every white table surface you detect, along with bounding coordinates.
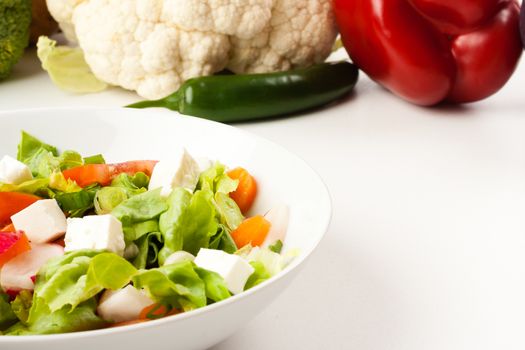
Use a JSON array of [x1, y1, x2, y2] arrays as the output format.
[[1, 48, 525, 350]]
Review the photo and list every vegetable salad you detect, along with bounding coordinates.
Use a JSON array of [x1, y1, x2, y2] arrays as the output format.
[[0, 132, 290, 335]]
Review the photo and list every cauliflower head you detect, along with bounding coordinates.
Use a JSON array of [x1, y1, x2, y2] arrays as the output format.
[[46, 0, 337, 99]]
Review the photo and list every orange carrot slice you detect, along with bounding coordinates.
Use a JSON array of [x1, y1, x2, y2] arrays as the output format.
[[227, 167, 257, 214], [231, 215, 271, 248]]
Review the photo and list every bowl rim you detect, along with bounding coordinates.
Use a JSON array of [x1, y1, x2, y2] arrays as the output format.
[[0, 107, 332, 342]]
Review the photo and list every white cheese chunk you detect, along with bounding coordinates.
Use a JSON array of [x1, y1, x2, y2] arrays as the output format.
[[194, 248, 255, 295], [0, 243, 64, 292], [0, 155, 33, 185], [148, 148, 200, 197], [11, 199, 67, 243], [97, 285, 154, 323], [64, 214, 125, 256]]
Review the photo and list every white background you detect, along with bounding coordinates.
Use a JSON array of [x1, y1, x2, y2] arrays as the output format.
[[1, 47, 525, 349]]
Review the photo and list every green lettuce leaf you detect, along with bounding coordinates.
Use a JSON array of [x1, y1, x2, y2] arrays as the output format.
[[17, 131, 58, 164], [10, 290, 33, 325], [194, 267, 231, 302], [133, 231, 163, 269], [197, 162, 238, 194], [158, 189, 218, 263], [37, 36, 108, 94], [158, 188, 191, 264], [36, 252, 137, 312], [132, 261, 206, 311], [95, 173, 148, 215], [83, 154, 105, 165], [112, 189, 167, 243], [6, 298, 106, 335], [0, 178, 49, 194], [0, 293, 17, 331], [244, 261, 271, 290], [36, 255, 92, 312]]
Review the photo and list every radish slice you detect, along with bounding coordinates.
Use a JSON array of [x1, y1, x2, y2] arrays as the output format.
[[0, 243, 64, 291], [262, 203, 289, 248]]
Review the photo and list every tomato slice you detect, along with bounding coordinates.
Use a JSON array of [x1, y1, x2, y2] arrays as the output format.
[[63, 161, 158, 188], [0, 231, 31, 267], [108, 160, 157, 178], [0, 192, 40, 226], [62, 164, 111, 187]]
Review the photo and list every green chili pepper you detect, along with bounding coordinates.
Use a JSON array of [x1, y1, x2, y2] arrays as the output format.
[[126, 62, 359, 123]]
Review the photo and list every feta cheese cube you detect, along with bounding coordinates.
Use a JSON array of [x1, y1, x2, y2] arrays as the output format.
[[0, 155, 32, 185], [194, 248, 255, 295], [65, 214, 125, 256], [97, 285, 154, 323], [11, 199, 67, 243], [148, 148, 200, 197]]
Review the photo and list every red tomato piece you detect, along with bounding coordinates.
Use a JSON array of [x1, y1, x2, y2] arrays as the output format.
[[0, 192, 40, 227]]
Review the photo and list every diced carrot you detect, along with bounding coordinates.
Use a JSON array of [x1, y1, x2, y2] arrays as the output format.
[[139, 303, 180, 320], [227, 167, 257, 214], [231, 215, 271, 248], [0, 231, 31, 267], [0, 192, 40, 227]]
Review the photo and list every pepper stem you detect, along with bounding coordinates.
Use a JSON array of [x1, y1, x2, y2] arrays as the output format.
[[126, 98, 168, 109]]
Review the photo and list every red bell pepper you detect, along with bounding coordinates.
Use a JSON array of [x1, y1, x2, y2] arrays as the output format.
[[333, 0, 523, 106]]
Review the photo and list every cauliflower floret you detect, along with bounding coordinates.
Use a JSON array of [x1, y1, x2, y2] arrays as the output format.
[[46, 0, 337, 99], [228, 0, 337, 73]]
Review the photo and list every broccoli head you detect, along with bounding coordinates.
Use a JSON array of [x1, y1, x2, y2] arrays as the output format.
[[0, 0, 32, 80]]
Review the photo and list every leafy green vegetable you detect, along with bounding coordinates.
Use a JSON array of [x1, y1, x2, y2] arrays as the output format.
[[0, 178, 49, 194], [244, 261, 271, 290], [94, 187, 128, 214], [0, 0, 31, 79], [133, 231, 163, 269], [81, 253, 138, 301], [112, 189, 167, 242], [17, 131, 58, 163], [49, 172, 82, 192], [197, 162, 238, 195], [95, 173, 149, 215], [158, 188, 191, 264], [37, 255, 92, 312], [37, 36, 108, 93], [54, 185, 99, 217], [11, 290, 33, 324], [36, 252, 137, 312], [83, 154, 105, 165], [269, 240, 283, 254], [194, 267, 231, 302], [132, 261, 206, 311], [0, 292, 17, 330], [214, 192, 244, 230], [37, 249, 102, 287], [6, 298, 106, 335], [58, 150, 83, 170], [208, 224, 237, 254]]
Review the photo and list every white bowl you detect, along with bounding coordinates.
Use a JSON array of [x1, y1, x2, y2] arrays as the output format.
[[0, 108, 331, 350]]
